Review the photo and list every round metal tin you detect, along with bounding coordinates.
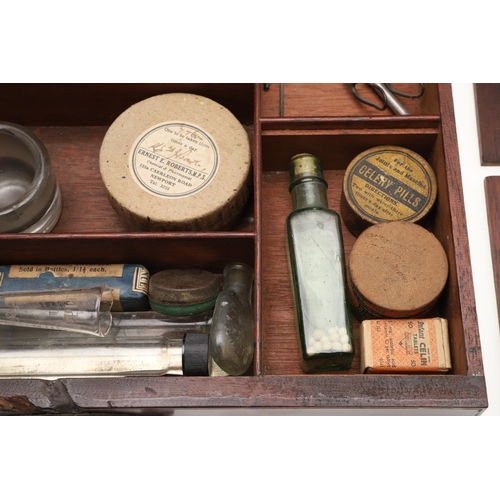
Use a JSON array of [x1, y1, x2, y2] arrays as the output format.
[[148, 268, 222, 317], [341, 145, 437, 236]]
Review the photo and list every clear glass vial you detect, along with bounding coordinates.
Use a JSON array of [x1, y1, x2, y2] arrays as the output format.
[[0, 310, 211, 341], [0, 311, 212, 378], [0, 285, 114, 337], [0, 320, 210, 379], [286, 153, 354, 372], [0, 122, 62, 233]]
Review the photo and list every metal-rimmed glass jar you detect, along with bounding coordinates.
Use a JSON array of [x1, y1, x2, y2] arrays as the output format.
[[0, 122, 62, 233]]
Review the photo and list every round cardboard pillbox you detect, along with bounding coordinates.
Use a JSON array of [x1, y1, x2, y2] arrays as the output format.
[[99, 93, 252, 231], [348, 221, 449, 321]]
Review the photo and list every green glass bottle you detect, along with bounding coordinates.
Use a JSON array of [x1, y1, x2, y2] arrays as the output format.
[[286, 153, 354, 372]]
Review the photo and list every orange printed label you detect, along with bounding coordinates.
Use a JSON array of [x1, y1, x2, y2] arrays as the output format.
[[370, 319, 439, 372]]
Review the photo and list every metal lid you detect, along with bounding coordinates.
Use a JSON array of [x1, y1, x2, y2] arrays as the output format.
[[341, 145, 437, 237], [148, 268, 221, 307]]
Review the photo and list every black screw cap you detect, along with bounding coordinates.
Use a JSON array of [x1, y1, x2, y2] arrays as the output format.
[[182, 333, 209, 376]]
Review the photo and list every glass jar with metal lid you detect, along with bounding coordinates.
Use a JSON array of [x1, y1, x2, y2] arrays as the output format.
[[0, 122, 62, 233]]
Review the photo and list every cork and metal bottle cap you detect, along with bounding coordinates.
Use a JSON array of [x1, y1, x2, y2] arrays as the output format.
[[99, 93, 252, 231], [289, 153, 326, 184], [348, 221, 448, 320], [148, 268, 222, 316], [341, 145, 437, 236]]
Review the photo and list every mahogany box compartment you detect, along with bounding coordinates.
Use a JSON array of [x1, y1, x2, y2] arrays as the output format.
[[0, 84, 488, 415]]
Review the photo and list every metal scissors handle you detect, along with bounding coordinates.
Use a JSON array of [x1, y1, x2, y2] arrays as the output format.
[[348, 83, 425, 115]]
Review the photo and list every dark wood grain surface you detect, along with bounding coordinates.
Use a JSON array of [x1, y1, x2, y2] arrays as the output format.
[[474, 84, 500, 165], [485, 177, 500, 324], [261, 83, 440, 118], [0, 375, 487, 415]]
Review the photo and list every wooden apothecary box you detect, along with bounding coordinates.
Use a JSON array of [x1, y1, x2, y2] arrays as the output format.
[[0, 84, 487, 415]]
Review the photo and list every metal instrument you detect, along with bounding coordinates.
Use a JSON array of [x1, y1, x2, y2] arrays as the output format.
[[348, 83, 425, 115]]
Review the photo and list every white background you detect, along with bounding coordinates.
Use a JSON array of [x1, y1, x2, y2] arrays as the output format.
[[452, 84, 500, 416], [3, 5, 499, 492]]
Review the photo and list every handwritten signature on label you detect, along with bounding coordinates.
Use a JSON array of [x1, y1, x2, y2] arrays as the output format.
[[130, 122, 218, 199]]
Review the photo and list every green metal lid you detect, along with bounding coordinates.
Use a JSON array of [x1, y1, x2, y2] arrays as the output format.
[[148, 268, 222, 316]]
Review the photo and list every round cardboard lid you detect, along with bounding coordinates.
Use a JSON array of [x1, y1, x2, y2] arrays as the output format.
[[348, 221, 449, 314], [99, 93, 251, 231]]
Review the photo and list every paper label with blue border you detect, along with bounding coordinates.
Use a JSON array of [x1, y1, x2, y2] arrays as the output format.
[[0, 264, 150, 312]]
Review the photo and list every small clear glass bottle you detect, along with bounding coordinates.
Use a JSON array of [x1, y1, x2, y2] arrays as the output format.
[[286, 153, 354, 372], [209, 262, 254, 375], [0, 122, 62, 233]]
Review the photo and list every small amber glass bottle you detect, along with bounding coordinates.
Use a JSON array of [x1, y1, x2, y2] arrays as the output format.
[[286, 153, 354, 372]]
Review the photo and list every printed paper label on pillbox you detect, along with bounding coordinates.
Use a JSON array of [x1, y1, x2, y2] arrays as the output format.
[[130, 122, 219, 199], [371, 319, 439, 372], [344, 148, 436, 223]]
